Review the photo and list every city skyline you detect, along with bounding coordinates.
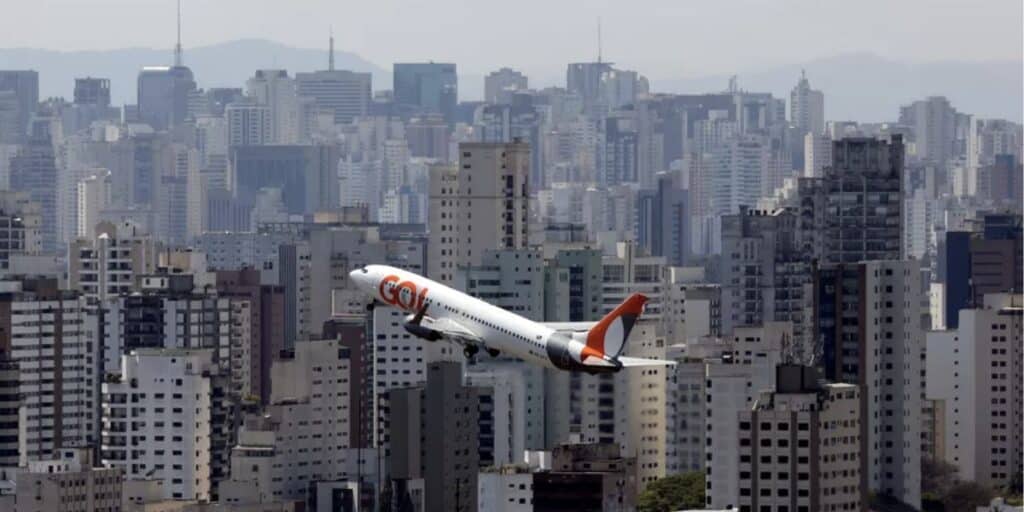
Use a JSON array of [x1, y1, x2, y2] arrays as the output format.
[[0, 2, 1020, 510], [2, 0, 1021, 79]]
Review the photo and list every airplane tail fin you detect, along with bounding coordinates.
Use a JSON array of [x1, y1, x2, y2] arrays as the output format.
[[584, 293, 647, 360]]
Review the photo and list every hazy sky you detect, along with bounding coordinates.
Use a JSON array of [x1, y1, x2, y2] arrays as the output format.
[[3, 0, 1021, 80]]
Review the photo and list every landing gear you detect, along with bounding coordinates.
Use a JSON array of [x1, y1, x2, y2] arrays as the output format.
[[463, 345, 479, 359], [486, 348, 500, 358]]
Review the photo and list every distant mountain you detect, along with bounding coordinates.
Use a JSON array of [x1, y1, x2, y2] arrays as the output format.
[[652, 53, 1023, 123], [1, 41, 1019, 123], [0, 39, 389, 105]]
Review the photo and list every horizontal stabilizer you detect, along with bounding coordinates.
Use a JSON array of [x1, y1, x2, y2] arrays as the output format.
[[616, 356, 676, 368], [543, 321, 597, 332], [581, 356, 618, 368]]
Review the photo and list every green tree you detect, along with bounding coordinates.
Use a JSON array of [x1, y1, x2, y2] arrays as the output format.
[[942, 480, 995, 511], [638, 472, 705, 512]]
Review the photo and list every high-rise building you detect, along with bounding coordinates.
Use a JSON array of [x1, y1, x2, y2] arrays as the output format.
[[803, 132, 831, 178], [9, 116, 59, 252], [0, 70, 39, 142], [812, 260, 922, 509], [599, 69, 643, 112], [73, 77, 112, 107], [926, 293, 1022, 488], [980, 154, 1024, 206], [484, 67, 529, 105], [100, 274, 246, 389], [712, 135, 771, 216], [388, 361, 479, 512], [736, 366, 864, 512], [296, 69, 372, 125], [68, 221, 161, 304], [943, 213, 1023, 328], [231, 145, 340, 216], [601, 112, 638, 186], [393, 63, 458, 124], [428, 142, 530, 284], [226, 99, 272, 147], [246, 69, 301, 144], [636, 171, 689, 266], [406, 114, 450, 161], [476, 103, 545, 189], [566, 62, 613, 115], [532, 443, 638, 512], [0, 190, 42, 271], [137, 65, 197, 130], [215, 268, 285, 405], [14, 448, 123, 512], [0, 278, 99, 464], [720, 207, 807, 339], [76, 169, 113, 239], [790, 71, 824, 136], [799, 135, 904, 264], [101, 349, 216, 501], [704, 326, 785, 509], [899, 96, 960, 165], [224, 338, 355, 503], [0, 353, 19, 467]]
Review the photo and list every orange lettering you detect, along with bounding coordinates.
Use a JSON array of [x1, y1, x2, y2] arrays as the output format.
[[378, 274, 430, 311], [379, 275, 401, 304]]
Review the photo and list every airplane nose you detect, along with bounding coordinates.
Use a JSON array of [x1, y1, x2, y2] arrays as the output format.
[[349, 267, 371, 290]]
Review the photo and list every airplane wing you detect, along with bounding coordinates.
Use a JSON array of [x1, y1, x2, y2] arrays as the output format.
[[421, 316, 485, 347], [542, 321, 597, 333], [615, 356, 677, 368]]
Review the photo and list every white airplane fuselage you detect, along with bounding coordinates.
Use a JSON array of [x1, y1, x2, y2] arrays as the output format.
[[349, 264, 644, 373]]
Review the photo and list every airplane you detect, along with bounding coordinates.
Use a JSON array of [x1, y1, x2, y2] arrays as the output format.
[[349, 264, 674, 373]]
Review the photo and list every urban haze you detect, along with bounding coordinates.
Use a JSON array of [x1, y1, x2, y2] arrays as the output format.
[[0, 0, 1020, 511]]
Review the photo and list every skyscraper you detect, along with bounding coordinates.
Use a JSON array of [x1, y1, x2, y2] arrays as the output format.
[[0, 70, 39, 142], [295, 69, 371, 126], [73, 77, 111, 107], [926, 293, 1023, 489], [800, 135, 904, 264], [9, 116, 59, 252], [388, 361, 480, 512], [428, 141, 530, 284], [0, 278, 99, 464], [246, 69, 301, 144], [225, 100, 272, 147], [137, 66, 197, 130], [393, 63, 458, 124], [711, 134, 771, 215], [720, 207, 806, 336], [566, 61, 613, 115], [135, 2, 196, 130], [231, 145, 340, 216], [813, 260, 922, 509], [899, 96, 960, 165], [484, 67, 528, 105], [790, 70, 824, 136], [943, 213, 1023, 328], [636, 171, 690, 266], [736, 366, 864, 512]]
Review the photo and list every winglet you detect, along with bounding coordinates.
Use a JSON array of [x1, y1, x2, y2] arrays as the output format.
[[584, 293, 647, 359]]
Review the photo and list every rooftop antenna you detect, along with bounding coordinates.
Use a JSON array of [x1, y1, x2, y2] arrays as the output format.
[[328, 26, 335, 71], [174, 0, 183, 67], [597, 17, 602, 64]]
